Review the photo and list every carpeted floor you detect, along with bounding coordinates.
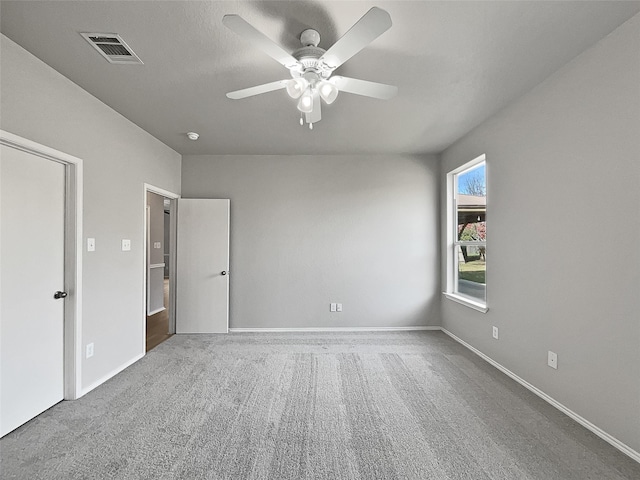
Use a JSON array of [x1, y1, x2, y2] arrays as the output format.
[[1, 331, 638, 479]]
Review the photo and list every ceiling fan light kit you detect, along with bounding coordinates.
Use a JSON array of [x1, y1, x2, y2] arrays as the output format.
[[223, 7, 398, 129], [285, 77, 308, 99], [319, 81, 339, 104], [297, 91, 314, 113]]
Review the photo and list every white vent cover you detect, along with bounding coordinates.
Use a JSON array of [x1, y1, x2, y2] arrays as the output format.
[[80, 33, 143, 65]]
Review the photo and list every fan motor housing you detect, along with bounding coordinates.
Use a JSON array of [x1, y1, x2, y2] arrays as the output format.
[[290, 28, 330, 78], [292, 45, 329, 77]]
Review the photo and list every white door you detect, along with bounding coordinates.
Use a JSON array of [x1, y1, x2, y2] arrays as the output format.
[[176, 199, 229, 333], [0, 145, 65, 437]]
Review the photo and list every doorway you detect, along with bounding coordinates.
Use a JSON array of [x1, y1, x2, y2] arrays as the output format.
[[144, 185, 178, 352], [0, 130, 82, 437]]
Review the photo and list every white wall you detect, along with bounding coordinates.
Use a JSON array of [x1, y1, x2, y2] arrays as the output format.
[[0, 35, 182, 392], [182, 154, 440, 329], [440, 15, 640, 453]]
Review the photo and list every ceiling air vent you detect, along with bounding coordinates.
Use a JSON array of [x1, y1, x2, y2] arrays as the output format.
[[80, 33, 143, 65]]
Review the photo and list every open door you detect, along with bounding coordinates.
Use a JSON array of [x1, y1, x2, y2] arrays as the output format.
[[176, 199, 230, 333]]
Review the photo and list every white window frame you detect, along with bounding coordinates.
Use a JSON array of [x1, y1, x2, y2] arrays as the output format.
[[443, 154, 488, 313]]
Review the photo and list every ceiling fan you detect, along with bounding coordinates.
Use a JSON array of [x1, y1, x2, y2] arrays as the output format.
[[223, 7, 398, 129]]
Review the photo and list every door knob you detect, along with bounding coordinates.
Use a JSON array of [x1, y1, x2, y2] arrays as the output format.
[[221, 271, 227, 275], [53, 291, 68, 299]]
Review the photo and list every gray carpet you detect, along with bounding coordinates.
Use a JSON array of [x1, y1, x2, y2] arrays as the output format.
[[1, 331, 638, 479]]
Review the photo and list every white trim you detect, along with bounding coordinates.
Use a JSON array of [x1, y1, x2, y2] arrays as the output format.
[[454, 240, 486, 247], [145, 205, 151, 319], [449, 153, 487, 176], [143, 184, 180, 350], [443, 292, 488, 313], [446, 154, 487, 298], [0, 130, 83, 166], [0, 130, 84, 400], [229, 326, 440, 333], [440, 327, 640, 464], [167, 199, 177, 334], [147, 307, 166, 316], [144, 184, 180, 200], [79, 352, 145, 397]]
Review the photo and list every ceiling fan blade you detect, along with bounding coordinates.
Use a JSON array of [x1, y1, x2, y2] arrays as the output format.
[[226, 80, 288, 100], [305, 92, 322, 124], [319, 7, 392, 70], [222, 15, 300, 70], [332, 76, 398, 100]]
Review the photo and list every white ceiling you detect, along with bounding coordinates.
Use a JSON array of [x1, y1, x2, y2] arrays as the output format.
[[1, 1, 638, 156]]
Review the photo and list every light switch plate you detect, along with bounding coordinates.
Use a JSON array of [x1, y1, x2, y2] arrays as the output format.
[[336, 303, 343, 312], [330, 303, 337, 312], [87, 238, 95, 252], [492, 326, 499, 339], [121, 239, 131, 251], [548, 351, 558, 369]]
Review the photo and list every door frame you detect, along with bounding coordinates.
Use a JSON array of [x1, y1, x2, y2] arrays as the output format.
[[0, 130, 83, 400], [143, 184, 179, 349]]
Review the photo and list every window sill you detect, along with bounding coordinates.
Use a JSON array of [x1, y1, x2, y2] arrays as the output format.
[[443, 292, 488, 313]]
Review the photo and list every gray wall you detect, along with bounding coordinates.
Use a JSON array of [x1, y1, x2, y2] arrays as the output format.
[[0, 35, 182, 391], [440, 15, 640, 452], [182, 154, 440, 329]]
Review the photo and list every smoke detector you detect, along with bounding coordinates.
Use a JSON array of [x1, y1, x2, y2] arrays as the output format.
[[187, 132, 199, 141]]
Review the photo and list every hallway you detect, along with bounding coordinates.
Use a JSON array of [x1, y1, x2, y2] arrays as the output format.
[[146, 278, 171, 352]]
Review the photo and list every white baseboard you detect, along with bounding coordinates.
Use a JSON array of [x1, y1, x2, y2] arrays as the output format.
[[147, 306, 166, 316], [78, 352, 145, 398], [229, 326, 440, 333], [70, 325, 639, 464], [440, 328, 640, 464]]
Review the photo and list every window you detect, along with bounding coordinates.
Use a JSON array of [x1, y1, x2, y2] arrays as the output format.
[[445, 154, 487, 312]]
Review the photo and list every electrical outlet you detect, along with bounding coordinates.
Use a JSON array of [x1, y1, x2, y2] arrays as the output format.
[[86, 343, 94, 358], [87, 238, 95, 252], [492, 326, 499, 339], [336, 303, 343, 312], [121, 239, 131, 251], [548, 351, 558, 369], [330, 303, 337, 312]]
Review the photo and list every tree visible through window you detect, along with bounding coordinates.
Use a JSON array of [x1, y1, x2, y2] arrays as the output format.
[[449, 157, 486, 306]]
